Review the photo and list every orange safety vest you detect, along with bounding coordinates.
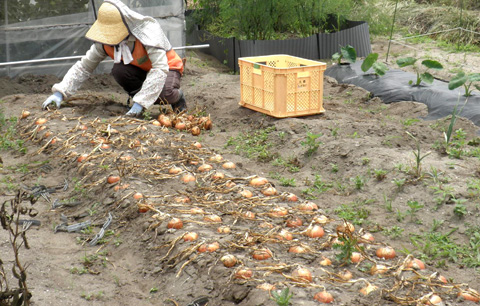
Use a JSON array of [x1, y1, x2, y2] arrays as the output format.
[[104, 40, 184, 75]]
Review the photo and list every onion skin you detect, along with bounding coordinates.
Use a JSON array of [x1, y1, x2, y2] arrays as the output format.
[[235, 268, 253, 279], [191, 126, 201, 136], [168, 166, 182, 174], [306, 224, 325, 238], [319, 256, 332, 266], [221, 254, 237, 268], [286, 217, 303, 228], [262, 186, 277, 196], [375, 246, 396, 260], [133, 192, 143, 200], [269, 207, 288, 218], [239, 189, 253, 198], [35, 118, 47, 125], [167, 218, 183, 229], [175, 121, 186, 130], [181, 173, 196, 183], [458, 289, 480, 303], [252, 248, 272, 260], [222, 161, 236, 169], [204, 214, 222, 223], [249, 177, 268, 187], [276, 229, 293, 241], [21, 110, 30, 119], [406, 258, 425, 270], [314, 291, 334, 303], [288, 245, 308, 254], [107, 175, 120, 184], [77, 154, 89, 163], [198, 164, 213, 172], [217, 226, 231, 234], [183, 232, 199, 241], [351, 252, 364, 263], [292, 267, 312, 283], [297, 201, 318, 211]]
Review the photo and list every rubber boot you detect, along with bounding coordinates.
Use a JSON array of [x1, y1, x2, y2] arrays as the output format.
[[172, 89, 187, 114]]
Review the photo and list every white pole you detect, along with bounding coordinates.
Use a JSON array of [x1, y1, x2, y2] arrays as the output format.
[[0, 44, 210, 67]]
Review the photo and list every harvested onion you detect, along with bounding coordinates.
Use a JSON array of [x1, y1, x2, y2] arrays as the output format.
[[314, 290, 334, 303], [167, 218, 183, 229], [249, 177, 268, 187], [181, 173, 196, 183], [107, 175, 120, 184], [376, 246, 396, 260], [222, 161, 236, 169], [221, 254, 237, 268], [292, 267, 312, 283], [306, 224, 325, 238], [235, 268, 253, 279], [252, 248, 273, 260], [183, 232, 199, 242]]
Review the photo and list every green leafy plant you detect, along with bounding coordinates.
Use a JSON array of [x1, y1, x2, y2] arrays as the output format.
[[332, 45, 357, 65], [405, 200, 424, 223], [360, 52, 388, 76], [406, 131, 431, 178], [448, 72, 480, 97], [301, 131, 323, 156], [396, 57, 443, 86], [271, 287, 293, 306]]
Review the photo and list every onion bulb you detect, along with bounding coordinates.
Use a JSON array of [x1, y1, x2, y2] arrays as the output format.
[[375, 246, 396, 260], [297, 201, 318, 211], [181, 173, 196, 183], [192, 141, 202, 148], [209, 154, 223, 162], [204, 214, 222, 223], [351, 252, 364, 264], [243, 211, 255, 220], [21, 110, 30, 119], [77, 154, 88, 163], [427, 294, 442, 305], [239, 189, 253, 198], [359, 283, 378, 296], [314, 290, 334, 304], [288, 245, 308, 254], [175, 121, 186, 130], [167, 218, 183, 229], [107, 175, 120, 184], [158, 114, 172, 127], [306, 224, 325, 238], [339, 269, 353, 281], [276, 229, 293, 241], [222, 161, 236, 169], [336, 222, 355, 233], [252, 248, 273, 260], [221, 254, 237, 268], [190, 126, 201, 136], [235, 268, 253, 279], [458, 289, 480, 303], [198, 164, 213, 172], [285, 193, 298, 202], [269, 207, 288, 218], [292, 267, 312, 283], [168, 166, 182, 174], [319, 256, 332, 266], [286, 216, 303, 228], [217, 226, 231, 234], [262, 186, 278, 196], [406, 257, 425, 270], [133, 192, 143, 200], [370, 264, 388, 275], [249, 177, 268, 187], [211, 171, 225, 180], [183, 232, 199, 242], [35, 118, 47, 125], [190, 207, 205, 214]]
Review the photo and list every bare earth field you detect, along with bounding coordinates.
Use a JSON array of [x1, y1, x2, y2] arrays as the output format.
[[1, 38, 480, 306]]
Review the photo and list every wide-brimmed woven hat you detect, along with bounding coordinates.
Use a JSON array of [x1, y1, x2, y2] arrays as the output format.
[[85, 2, 129, 45]]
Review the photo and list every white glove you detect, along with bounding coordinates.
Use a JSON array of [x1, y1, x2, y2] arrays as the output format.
[[42, 92, 63, 109], [125, 102, 144, 117]]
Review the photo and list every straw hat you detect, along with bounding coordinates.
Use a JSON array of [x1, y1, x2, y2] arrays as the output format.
[[85, 2, 129, 45]]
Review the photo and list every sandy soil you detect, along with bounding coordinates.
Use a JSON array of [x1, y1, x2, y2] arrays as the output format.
[[1, 39, 480, 306]]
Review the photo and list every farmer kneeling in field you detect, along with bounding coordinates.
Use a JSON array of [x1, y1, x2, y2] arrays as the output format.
[[42, 0, 186, 116]]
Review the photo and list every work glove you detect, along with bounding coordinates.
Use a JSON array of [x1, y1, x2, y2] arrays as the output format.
[[42, 92, 63, 109], [125, 102, 144, 117]]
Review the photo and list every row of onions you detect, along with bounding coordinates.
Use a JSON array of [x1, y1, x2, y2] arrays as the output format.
[[19, 111, 480, 305]]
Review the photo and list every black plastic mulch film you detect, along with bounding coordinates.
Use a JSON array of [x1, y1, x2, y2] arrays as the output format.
[[325, 61, 480, 128]]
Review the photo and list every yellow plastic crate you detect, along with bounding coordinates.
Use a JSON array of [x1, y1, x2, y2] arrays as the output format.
[[239, 54, 327, 118]]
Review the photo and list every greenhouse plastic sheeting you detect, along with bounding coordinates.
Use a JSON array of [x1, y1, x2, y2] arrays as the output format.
[[0, 0, 185, 78], [325, 62, 480, 127]]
